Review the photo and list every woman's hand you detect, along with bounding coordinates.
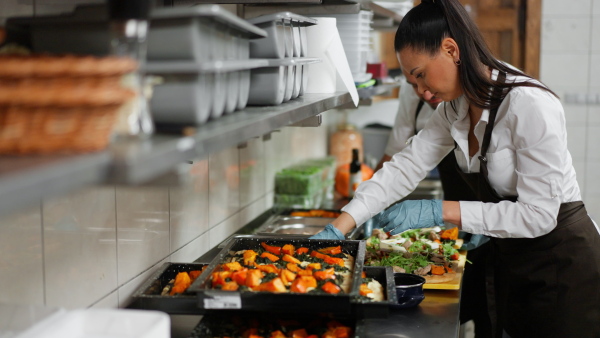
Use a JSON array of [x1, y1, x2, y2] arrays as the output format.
[[374, 199, 444, 235]]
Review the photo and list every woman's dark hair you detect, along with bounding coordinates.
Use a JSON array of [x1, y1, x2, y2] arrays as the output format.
[[394, 0, 556, 110]]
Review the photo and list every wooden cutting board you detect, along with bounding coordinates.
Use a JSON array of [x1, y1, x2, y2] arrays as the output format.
[[423, 249, 467, 290]]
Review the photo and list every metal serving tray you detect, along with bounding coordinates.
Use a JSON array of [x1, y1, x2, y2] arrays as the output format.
[[128, 262, 208, 315], [188, 311, 366, 338], [188, 236, 366, 315], [254, 214, 365, 240], [353, 266, 397, 318]]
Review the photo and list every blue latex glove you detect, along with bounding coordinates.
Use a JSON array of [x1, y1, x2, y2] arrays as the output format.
[[460, 234, 490, 251], [309, 223, 345, 240], [373, 199, 444, 235]]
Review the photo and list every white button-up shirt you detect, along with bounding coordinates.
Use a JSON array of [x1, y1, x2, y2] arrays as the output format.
[[384, 78, 436, 157], [342, 69, 582, 238]]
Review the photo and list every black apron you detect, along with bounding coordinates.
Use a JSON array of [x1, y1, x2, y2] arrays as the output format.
[[455, 72, 600, 338]]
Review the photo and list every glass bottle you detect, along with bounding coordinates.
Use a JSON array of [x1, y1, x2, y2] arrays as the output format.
[[349, 148, 362, 198]]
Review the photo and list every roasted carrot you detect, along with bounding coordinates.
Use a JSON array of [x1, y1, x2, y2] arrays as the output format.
[[256, 264, 279, 274], [286, 263, 301, 272], [440, 227, 459, 240], [280, 269, 297, 285], [359, 283, 373, 296], [282, 254, 301, 264], [281, 244, 295, 256], [296, 247, 309, 255], [317, 246, 342, 255], [221, 281, 239, 291], [291, 328, 308, 338], [246, 269, 264, 288], [305, 262, 321, 270], [261, 242, 282, 255], [256, 277, 286, 292], [243, 250, 258, 266], [270, 330, 286, 338], [231, 269, 248, 285], [188, 270, 202, 280], [321, 281, 341, 294], [431, 265, 446, 275], [260, 252, 280, 262], [290, 276, 317, 293], [313, 267, 336, 281], [223, 261, 243, 271]]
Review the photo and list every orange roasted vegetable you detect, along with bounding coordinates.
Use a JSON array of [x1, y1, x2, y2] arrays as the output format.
[[291, 329, 308, 338], [231, 269, 248, 285], [317, 246, 342, 255], [170, 272, 192, 295], [290, 276, 317, 293], [431, 265, 446, 275], [189, 270, 202, 280], [256, 277, 286, 292], [359, 284, 373, 296], [280, 269, 297, 285], [223, 261, 244, 271], [211, 271, 232, 287], [297, 269, 314, 276], [296, 247, 309, 255], [282, 254, 301, 264], [261, 242, 282, 255], [243, 250, 258, 266], [313, 267, 336, 281], [256, 264, 279, 274], [286, 263, 301, 272], [270, 330, 286, 338], [260, 252, 280, 262], [440, 227, 459, 240], [321, 281, 341, 294], [309, 251, 344, 266], [221, 281, 239, 291], [282, 244, 295, 256], [246, 269, 264, 288], [306, 263, 322, 270]]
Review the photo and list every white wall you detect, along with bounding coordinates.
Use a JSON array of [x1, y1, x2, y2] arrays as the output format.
[[540, 0, 600, 220]]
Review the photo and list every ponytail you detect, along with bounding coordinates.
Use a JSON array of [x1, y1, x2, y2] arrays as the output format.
[[395, 0, 556, 110]]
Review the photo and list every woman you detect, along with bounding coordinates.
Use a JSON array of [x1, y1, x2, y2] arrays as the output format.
[[312, 0, 600, 336]]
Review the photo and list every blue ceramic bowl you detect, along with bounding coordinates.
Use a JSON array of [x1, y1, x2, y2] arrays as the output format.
[[392, 273, 426, 309]]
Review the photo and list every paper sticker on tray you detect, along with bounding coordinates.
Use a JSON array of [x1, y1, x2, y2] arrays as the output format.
[[203, 295, 242, 309]]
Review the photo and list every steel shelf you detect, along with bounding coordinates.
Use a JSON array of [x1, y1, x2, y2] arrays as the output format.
[[0, 92, 351, 217], [107, 91, 352, 185], [0, 152, 111, 216]]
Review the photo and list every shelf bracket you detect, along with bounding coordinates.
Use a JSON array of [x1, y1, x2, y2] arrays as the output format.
[[289, 114, 322, 127]]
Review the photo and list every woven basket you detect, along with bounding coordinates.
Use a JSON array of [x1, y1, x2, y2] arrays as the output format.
[[0, 55, 137, 154]]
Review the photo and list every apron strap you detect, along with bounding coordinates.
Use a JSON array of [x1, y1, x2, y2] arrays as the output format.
[[479, 71, 507, 162]]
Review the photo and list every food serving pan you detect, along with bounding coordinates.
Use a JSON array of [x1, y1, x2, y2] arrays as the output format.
[[188, 236, 366, 315], [253, 213, 365, 240], [352, 266, 397, 318], [188, 311, 366, 338], [128, 262, 208, 315]]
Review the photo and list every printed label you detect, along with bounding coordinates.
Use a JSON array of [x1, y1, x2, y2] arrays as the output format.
[[203, 295, 242, 309]]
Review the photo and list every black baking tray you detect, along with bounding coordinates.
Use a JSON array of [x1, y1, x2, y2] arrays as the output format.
[[188, 311, 366, 338], [128, 262, 208, 315], [187, 236, 366, 315], [352, 266, 397, 318]]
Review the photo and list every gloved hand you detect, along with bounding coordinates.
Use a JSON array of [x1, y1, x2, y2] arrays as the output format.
[[459, 234, 490, 251], [309, 223, 345, 240], [373, 199, 444, 236]]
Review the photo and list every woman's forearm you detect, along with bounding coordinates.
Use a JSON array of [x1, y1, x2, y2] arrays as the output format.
[[442, 200, 462, 228], [331, 212, 357, 235]]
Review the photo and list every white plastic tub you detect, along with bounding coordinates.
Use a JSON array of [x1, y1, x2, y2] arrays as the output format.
[[17, 309, 170, 338], [247, 12, 316, 59]]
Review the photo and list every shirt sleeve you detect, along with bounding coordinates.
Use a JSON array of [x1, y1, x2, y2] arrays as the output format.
[[384, 81, 420, 157], [460, 88, 566, 238], [343, 105, 455, 226]]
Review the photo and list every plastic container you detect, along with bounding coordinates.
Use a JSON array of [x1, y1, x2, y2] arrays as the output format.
[[247, 12, 316, 59], [247, 57, 320, 106], [329, 124, 364, 167], [144, 59, 268, 125], [275, 163, 324, 195], [6, 4, 267, 61], [17, 309, 170, 338], [292, 65, 302, 99]]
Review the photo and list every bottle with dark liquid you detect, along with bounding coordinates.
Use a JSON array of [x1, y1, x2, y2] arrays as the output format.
[[349, 148, 362, 198]]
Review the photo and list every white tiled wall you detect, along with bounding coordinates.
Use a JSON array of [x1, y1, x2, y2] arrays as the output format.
[[0, 124, 329, 310], [541, 0, 600, 220]]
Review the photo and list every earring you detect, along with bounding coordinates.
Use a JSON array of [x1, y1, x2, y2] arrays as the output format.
[[454, 59, 461, 66]]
